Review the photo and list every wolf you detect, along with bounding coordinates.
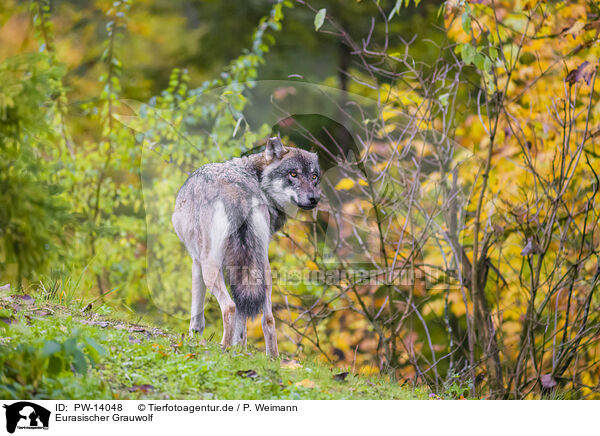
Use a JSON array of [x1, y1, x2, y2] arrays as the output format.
[[172, 136, 321, 357]]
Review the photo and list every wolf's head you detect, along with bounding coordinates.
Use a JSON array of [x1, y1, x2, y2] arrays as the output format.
[[260, 137, 321, 211]]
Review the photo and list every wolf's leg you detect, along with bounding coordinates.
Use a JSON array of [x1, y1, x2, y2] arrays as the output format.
[[232, 310, 247, 346], [201, 261, 236, 348], [189, 259, 206, 337], [198, 200, 237, 348], [262, 264, 278, 357]]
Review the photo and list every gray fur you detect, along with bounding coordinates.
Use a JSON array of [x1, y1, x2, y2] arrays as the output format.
[[172, 137, 321, 354]]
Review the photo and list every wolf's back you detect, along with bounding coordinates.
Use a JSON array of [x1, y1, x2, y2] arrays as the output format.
[[175, 160, 268, 317]]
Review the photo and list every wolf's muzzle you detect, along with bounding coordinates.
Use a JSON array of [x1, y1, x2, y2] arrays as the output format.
[[297, 195, 320, 210]]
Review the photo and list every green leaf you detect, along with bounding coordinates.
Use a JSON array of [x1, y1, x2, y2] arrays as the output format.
[[314, 8, 326, 31], [273, 3, 283, 21], [47, 354, 63, 375], [519, 52, 536, 65], [84, 337, 107, 361], [63, 337, 78, 354], [389, 0, 402, 20], [484, 56, 492, 72], [460, 43, 476, 65], [461, 4, 471, 34], [474, 53, 485, 70], [72, 349, 88, 374], [489, 47, 498, 61], [41, 340, 61, 357], [439, 93, 449, 107]]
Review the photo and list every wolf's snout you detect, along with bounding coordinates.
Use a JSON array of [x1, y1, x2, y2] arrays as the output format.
[[297, 194, 320, 210]]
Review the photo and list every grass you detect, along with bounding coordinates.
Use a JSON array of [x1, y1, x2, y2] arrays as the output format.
[[0, 291, 426, 400]]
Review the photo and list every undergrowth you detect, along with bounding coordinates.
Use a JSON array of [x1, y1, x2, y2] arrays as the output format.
[[0, 291, 427, 400]]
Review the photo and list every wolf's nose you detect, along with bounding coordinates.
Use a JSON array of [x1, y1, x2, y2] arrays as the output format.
[[309, 196, 320, 205]]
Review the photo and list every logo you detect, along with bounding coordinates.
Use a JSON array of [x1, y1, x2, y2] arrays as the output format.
[[2, 402, 50, 434]]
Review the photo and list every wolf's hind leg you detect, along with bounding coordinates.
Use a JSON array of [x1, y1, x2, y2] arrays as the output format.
[[189, 259, 206, 337], [201, 261, 236, 348], [232, 309, 247, 346], [262, 264, 278, 357]]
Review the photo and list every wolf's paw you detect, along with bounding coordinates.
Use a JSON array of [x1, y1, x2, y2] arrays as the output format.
[[266, 349, 279, 359], [188, 329, 204, 338], [189, 316, 205, 337]]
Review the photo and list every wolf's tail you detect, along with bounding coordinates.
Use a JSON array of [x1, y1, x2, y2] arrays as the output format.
[[224, 220, 267, 318]]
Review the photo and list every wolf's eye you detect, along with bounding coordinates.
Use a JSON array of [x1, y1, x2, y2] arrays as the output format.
[[289, 170, 297, 178], [312, 174, 318, 180]]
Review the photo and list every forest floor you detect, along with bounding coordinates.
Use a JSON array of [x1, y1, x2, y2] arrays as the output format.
[[0, 290, 426, 400]]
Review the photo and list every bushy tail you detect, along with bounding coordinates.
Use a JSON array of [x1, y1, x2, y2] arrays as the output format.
[[224, 220, 266, 317]]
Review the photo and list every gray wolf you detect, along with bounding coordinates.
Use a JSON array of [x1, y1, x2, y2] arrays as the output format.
[[172, 137, 321, 356]]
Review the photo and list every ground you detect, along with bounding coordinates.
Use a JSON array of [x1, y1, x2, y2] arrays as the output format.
[[0, 292, 426, 400]]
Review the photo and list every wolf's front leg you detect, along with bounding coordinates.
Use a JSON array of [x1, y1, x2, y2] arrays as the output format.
[[262, 265, 278, 357], [189, 260, 206, 337]]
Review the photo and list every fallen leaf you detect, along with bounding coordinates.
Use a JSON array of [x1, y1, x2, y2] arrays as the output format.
[[236, 369, 259, 379], [295, 379, 315, 388], [80, 303, 92, 313], [79, 319, 109, 327], [11, 295, 34, 305], [128, 335, 142, 344], [541, 373, 557, 388], [280, 359, 302, 369], [333, 372, 349, 381], [184, 353, 196, 359], [151, 343, 168, 356], [128, 384, 154, 393]]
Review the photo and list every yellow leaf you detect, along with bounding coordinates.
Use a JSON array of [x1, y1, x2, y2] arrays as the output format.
[[295, 379, 315, 388], [306, 260, 319, 270], [280, 359, 303, 369], [335, 178, 355, 190], [359, 365, 379, 375], [358, 179, 369, 186], [567, 21, 585, 38]]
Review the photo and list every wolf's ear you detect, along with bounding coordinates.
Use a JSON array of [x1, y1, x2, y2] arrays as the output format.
[[265, 136, 285, 161]]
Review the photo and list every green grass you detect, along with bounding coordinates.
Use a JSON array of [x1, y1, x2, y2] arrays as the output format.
[[0, 292, 426, 400]]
